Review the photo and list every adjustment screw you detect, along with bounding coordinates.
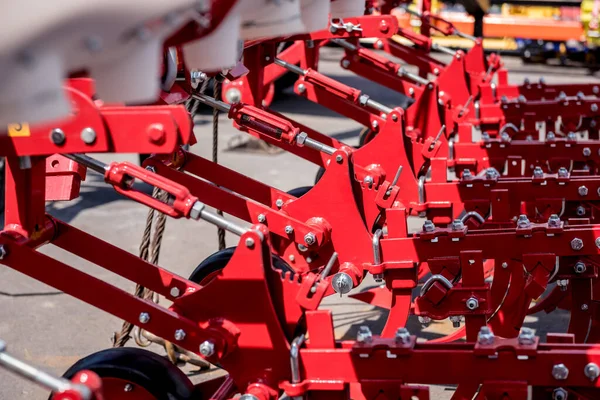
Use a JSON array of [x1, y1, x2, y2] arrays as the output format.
[[170, 287, 180, 297], [518, 327, 535, 345], [174, 329, 186, 341], [199, 340, 215, 357], [423, 220, 435, 232], [579, 186, 589, 196], [138, 312, 150, 324], [80, 127, 97, 145], [395, 327, 411, 344], [356, 326, 373, 343], [285, 225, 294, 235], [552, 363, 569, 380], [571, 238, 584, 251], [304, 232, 316, 246], [50, 128, 66, 145], [245, 238, 255, 249], [466, 297, 479, 310], [585, 362, 600, 381], [477, 326, 495, 345], [574, 262, 587, 274]]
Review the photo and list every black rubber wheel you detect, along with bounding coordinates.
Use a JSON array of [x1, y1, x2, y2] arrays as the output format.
[[287, 186, 312, 198], [190, 247, 293, 284], [60, 347, 194, 400]]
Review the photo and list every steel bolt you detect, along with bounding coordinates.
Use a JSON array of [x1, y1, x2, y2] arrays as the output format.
[[477, 326, 495, 345], [500, 95, 508, 104], [170, 287, 181, 297], [501, 262, 509, 269], [395, 327, 411, 344], [518, 327, 535, 345], [482, 132, 490, 141], [138, 312, 150, 324], [418, 316, 432, 328], [552, 388, 567, 400], [500, 132, 511, 142], [423, 220, 435, 232], [557, 167, 569, 178], [451, 219, 465, 231], [225, 88, 241, 104], [145, 165, 156, 174], [297, 83, 306, 93], [363, 176, 374, 187], [189, 201, 205, 220], [571, 238, 584, 251], [517, 214, 531, 229], [285, 225, 294, 235], [146, 124, 166, 145], [449, 315, 462, 328], [592, 104, 599, 113], [275, 199, 284, 208], [245, 238, 255, 248], [80, 127, 97, 145], [462, 169, 473, 179], [585, 362, 600, 381], [331, 272, 353, 295], [548, 214, 561, 227], [485, 168, 499, 179], [50, 128, 66, 145], [199, 340, 215, 357], [533, 166, 544, 178], [124, 384, 134, 392], [584, 147, 592, 156], [547, 132, 556, 141], [518, 94, 527, 103], [552, 363, 569, 380], [573, 261, 587, 274], [567, 132, 577, 141], [239, 395, 259, 400], [579, 186, 589, 196], [371, 120, 379, 130], [577, 206, 586, 216], [466, 297, 479, 310], [257, 214, 266, 223], [335, 154, 343, 164], [174, 329, 186, 341], [357, 326, 373, 343], [358, 94, 369, 106], [557, 279, 569, 291], [296, 132, 308, 146], [304, 232, 316, 246], [582, 304, 589, 311]]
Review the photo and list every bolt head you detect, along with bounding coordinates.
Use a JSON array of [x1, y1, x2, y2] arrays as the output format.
[[257, 214, 266, 223], [584, 147, 592, 157], [285, 225, 294, 235], [245, 238, 255, 248], [170, 287, 181, 297], [477, 326, 495, 345], [518, 327, 535, 345], [548, 214, 561, 227], [297, 83, 306, 93], [371, 120, 379, 130], [552, 363, 569, 380], [592, 104, 599, 113], [356, 326, 373, 343], [577, 206, 586, 216], [395, 327, 411, 344], [363, 176, 374, 186], [466, 297, 479, 310], [423, 220, 435, 232], [462, 169, 473, 179], [571, 238, 584, 251], [225, 88, 241, 104], [335, 154, 343, 164], [418, 315, 432, 328], [80, 127, 97, 145], [174, 329, 186, 341], [146, 123, 166, 145], [296, 132, 308, 146], [552, 388, 567, 400], [579, 186, 589, 196], [276, 199, 284, 208], [124, 383, 134, 392], [408, 87, 415, 96], [304, 232, 316, 246], [501, 262, 509, 268], [547, 132, 556, 141], [138, 312, 150, 324], [596, 237, 600, 248], [199, 340, 215, 357], [557, 167, 569, 178], [332, 272, 353, 295], [451, 219, 465, 231], [189, 202, 205, 220], [449, 315, 462, 328], [533, 166, 544, 178], [517, 214, 531, 229], [50, 128, 66, 145], [585, 363, 600, 381]]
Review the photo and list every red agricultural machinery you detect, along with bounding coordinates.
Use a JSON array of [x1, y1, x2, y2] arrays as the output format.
[[3, 1, 600, 399]]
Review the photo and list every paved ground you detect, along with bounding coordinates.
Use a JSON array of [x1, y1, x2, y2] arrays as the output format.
[[1, 48, 599, 399]]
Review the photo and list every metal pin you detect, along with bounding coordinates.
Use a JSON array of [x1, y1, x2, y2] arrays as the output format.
[[385, 166, 403, 197]]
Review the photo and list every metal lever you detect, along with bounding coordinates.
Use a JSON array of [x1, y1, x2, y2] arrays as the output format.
[[385, 165, 403, 197], [398, 67, 430, 86], [274, 58, 307, 76]]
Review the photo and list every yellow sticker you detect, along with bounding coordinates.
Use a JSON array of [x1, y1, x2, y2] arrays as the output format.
[[7, 123, 31, 137]]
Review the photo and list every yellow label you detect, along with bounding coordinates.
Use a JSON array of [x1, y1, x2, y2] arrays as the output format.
[[7, 123, 31, 137]]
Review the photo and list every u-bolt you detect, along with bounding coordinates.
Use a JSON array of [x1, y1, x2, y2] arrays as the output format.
[[420, 274, 453, 297]]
